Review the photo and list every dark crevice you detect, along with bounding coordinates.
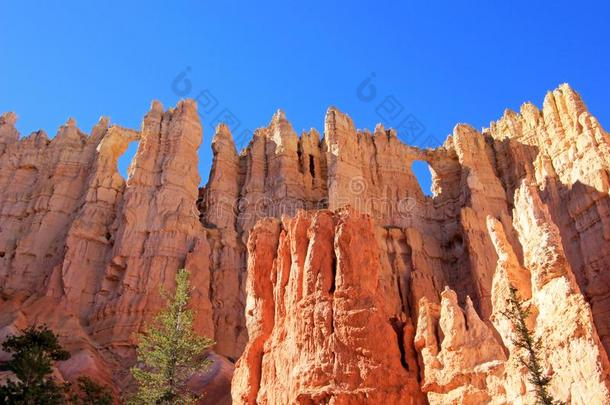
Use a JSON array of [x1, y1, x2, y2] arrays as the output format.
[[296, 142, 304, 174], [370, 137, 379, 187], [196, 186, 206, 223], [328, 250, 337, 335], [140, 231, 150, 255], [389, 317, 409, 371], [389, 233, 412, 315], [308, 154, 315, 177], [317, 197, 329, 210], [206, 236, 220, 306], [329, 253, 337, 294]]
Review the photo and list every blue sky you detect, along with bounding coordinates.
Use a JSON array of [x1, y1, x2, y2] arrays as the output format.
[[2, 1, 609, 193]]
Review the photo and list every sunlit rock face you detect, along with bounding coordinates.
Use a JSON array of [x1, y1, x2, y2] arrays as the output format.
[[232, 208, 426, 404], [0, 84, 609, 403]]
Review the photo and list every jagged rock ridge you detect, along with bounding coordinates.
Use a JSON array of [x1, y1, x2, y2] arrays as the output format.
[[0, 84, 608, 404]]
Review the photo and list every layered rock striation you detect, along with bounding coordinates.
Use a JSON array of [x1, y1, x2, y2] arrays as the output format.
[[0, 84, 609, 403]]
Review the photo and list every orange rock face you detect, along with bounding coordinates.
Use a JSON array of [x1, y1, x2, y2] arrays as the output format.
[[232, 209, 425, 404], [0, 84, 609, 403]]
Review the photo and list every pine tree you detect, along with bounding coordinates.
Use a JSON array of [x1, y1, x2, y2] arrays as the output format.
[[70, 376, 113, 405], [502, 285, 563, 405], [128, 269, 214, 404], [0, 325, 71, 405]]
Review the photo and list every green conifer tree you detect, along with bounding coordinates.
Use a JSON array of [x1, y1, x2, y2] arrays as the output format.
[[128, 269, 214, 404], [0, 325, 71, 404], [502, 285, 563, 405], [70, 376, 113, 405]]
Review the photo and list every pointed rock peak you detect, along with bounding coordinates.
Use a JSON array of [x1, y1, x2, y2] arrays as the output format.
[[306, 127, 321, 141], [464, 295, 491, 335], [555, 83, 586, 112], [0, 112, 20, 144], [142, 100, 165, 131], [441, 285, 458, 303], [502, 108, 518, 120], [552, 83, 581, 103], [150, 100, 164, 114], [90, 117, 111, 142], [144, 100, 165, 122], [325, 106, 339, 123], [56, 118, 83, 143], [252, 127, 266, 139], [23, 130, 48, 143], [271, 109, 287, 124], [544, 83, 584, 110], [543, 89, 555, 105], [269, 109, 297, 143], [324, 106, 349, 125], [180, 98, 197, 108], [36, 130, 49, 140], [97, 116, 110, 127], [177, 98, 198, 115], [465, 295, 475, 310], [212, 123, 237, 152], [55, 118, 81, 139], [326, 106, 343, 116], [324, 106, 356, 137], [557, 82, 576, 94], [373, 123, 385, 135], [486, 216, 504, 245], [0, 112, 18, 126], [453, 123, 478, 137], [215, 123, 233, 139], [520, 102, 540, 118]]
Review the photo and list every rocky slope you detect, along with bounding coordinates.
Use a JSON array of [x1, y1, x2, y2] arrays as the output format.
[[0, 84, 608, 403]]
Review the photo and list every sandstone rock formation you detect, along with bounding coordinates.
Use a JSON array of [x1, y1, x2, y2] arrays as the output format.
[[0, 84, 608, 403], [232, 209, 425, 404], [414, 288, 507, 404]]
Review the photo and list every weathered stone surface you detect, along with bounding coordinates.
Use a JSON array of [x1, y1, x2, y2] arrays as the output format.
[[414, 288, 506, 404], [232, 209, 425, 404], [412, 182, 610, 404], [0, 83, 608, 403], [487, 84, 610, 353], [0, 101, 226, 396], [88, 99, 211, 353]]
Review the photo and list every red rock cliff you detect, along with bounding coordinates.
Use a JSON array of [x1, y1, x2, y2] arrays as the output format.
[[0, 84, 609, 403]]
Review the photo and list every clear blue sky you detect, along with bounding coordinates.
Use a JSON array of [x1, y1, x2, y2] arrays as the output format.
[[2, 1, 609, 193]]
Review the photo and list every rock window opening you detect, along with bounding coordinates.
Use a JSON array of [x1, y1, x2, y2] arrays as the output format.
[[411, 160, 433, 196], [117, 141, 140, 180]]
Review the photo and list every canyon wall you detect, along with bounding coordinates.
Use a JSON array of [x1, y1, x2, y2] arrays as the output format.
[[0, 84, 609, 403]]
